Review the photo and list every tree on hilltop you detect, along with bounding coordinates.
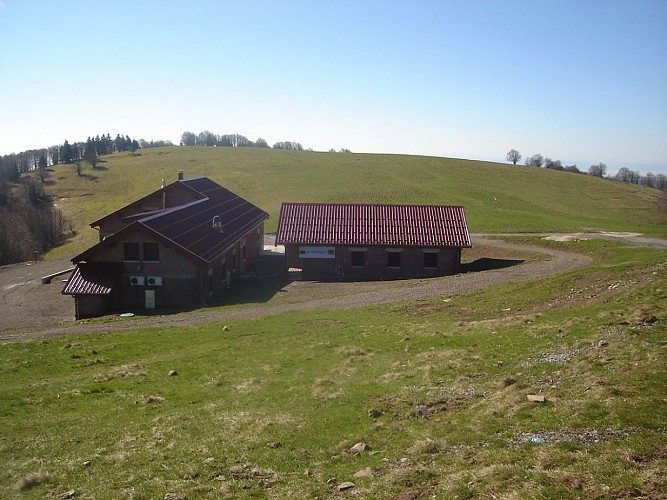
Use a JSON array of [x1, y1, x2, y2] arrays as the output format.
[[60, 140, 74, 164], [506, 149, 521, 165], [83, 137, 99, 168], [180, 131, 196, 146], [273, 141, 303, 151], [525, 154, 544, 167], [588, 163, 607, 177], [544, 158, 563, 170]]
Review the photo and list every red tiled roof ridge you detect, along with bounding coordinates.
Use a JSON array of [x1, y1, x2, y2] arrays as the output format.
[[276, 202, 471, 248], [281, 201, 465, 208]]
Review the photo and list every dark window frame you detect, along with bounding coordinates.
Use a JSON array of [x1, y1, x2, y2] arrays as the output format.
[[123, 242, 140, 262], [143, 242, 160, 262], [350, 250, 366, 267], [424, 251, 438, 269], [387, 250, 402, 268]]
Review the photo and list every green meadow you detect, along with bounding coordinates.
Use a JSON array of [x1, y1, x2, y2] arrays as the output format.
[[2, 148, 666, 498], [1, 239, 665, 498], [43, 147, 667, 259]]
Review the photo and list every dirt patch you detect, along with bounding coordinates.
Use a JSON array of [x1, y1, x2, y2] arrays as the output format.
[[0, 258, 75, 336]]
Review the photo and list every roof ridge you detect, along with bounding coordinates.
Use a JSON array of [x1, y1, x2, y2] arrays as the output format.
[[280, 201, 465, 209]]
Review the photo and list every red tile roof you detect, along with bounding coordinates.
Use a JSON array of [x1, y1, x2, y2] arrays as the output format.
[[276, 203, 471, 248], [62, 262, 124, 295]]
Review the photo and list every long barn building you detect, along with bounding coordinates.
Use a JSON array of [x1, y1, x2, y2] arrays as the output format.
[[276, 202, 471, 280]]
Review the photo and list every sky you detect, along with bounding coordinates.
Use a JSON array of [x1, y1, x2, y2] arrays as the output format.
[[1, 0, 666, 175]]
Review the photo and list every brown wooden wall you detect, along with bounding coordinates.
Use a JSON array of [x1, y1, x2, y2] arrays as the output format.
[[84, 224, 265, 313]]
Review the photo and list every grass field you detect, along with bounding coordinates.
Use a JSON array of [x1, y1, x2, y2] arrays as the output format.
[[1, 238, 666, 498], [42, 147, 667, 260], [3, 147, 665, 498]]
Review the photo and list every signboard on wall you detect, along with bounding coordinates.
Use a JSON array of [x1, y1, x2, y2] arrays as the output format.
[[299, 246, 335, 259]]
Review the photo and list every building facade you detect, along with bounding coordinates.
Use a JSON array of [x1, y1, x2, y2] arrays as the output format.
[[62, 174, 268, 319], [276, 202, 471, 280]]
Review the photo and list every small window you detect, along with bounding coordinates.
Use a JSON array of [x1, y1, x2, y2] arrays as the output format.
[[143, 242, 160, 262], [387, 250, 401, 268], [350, 250, 365, 267], [424, 251, 438, 269], [124, 242, 140, 261]]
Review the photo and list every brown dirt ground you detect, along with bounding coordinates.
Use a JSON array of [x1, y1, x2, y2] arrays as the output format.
[[1, 233, 661, 344]]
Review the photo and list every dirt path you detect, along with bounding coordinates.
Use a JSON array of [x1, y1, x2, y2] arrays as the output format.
[[1, 234, 611, 344], [4, 232, 665, 343]]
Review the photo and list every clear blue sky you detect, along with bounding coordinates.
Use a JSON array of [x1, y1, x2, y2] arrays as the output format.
[[1, 0, 666, 175]]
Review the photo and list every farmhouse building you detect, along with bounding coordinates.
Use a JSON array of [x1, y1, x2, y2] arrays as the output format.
[[276, 202, 471, 280], [62, 173, 268, 319]]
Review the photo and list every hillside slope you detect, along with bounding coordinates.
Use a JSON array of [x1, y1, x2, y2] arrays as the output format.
[[44, 147, 667, 259]]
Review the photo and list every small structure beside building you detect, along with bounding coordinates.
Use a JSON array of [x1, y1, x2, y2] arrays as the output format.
[[276, 202, 471, 280], [62, 172, 268, 319]]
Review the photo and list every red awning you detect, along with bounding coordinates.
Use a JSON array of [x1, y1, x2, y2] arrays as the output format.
[[62, 262, 123, 295]]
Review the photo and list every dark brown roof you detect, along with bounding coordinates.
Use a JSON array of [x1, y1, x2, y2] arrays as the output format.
[[276, 202, 471, 248], [73, 177, 269, 264], [62, 262, 124, 295]]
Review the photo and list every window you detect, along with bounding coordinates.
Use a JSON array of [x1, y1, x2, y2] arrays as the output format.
[[124, 242, 140, 261], [424, 251, 438, 269], [387, 250, 401, 268], [143, 242, 160, 262], [350, 250, 365, 267]]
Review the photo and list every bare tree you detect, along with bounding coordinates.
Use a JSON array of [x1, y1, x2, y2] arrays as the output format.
[[506, 149, 521, 165], [525, 154, 544, 167], [642, 172, 657, 189], [588, 163, 607, 177]]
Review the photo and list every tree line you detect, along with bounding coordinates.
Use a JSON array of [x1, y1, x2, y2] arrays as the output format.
[[506, 149, 666, 191], [0, 177, 66, 265], [180, 131, 304, 151], [0, 133, 174, 265], [0, 134, 173, 180]]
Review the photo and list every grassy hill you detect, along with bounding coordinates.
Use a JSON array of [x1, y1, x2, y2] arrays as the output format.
[[43, 146, 667, 259], [2, 147, 666, 497]]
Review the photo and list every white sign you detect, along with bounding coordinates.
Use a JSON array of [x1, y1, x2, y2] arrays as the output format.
[[299, 246, 335, 259]]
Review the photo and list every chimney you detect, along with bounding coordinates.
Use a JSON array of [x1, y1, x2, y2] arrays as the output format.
[[212, 215, 223, 232], [178, 170, 184, 181]]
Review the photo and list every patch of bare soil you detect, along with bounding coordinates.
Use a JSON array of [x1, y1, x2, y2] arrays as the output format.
[[0, 258, 75, 337], [5, 232, 658, 344]]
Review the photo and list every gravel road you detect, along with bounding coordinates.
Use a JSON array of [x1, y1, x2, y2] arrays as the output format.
[[0, 234, 608, 344], [8, 231, 667, 344]]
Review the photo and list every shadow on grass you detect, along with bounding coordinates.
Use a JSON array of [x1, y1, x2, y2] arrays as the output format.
[[461, 258, 524, 273]]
